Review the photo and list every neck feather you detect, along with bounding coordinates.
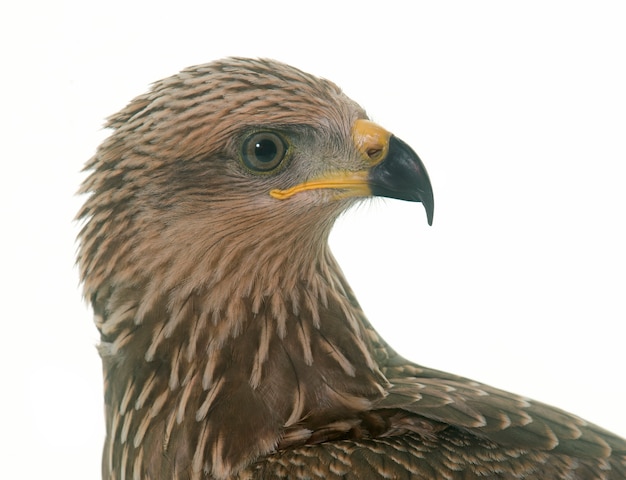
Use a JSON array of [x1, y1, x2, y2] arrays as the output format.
[[96, 232, 389, 479]]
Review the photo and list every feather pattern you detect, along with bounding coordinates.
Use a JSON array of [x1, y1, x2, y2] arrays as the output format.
[[77, 58, 626, 479]]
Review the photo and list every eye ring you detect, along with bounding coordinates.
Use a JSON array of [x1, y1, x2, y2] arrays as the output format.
[[240, 131, 290, 173]]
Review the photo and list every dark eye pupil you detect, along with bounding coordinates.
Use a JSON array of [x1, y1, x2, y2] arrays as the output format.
[[254, 139, 278, 163]]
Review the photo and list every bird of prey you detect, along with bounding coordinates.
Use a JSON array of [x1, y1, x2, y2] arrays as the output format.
[[77, 57, 626, 480]]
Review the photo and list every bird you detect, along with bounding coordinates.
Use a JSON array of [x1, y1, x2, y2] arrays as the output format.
[[77, 57, 626, 480]]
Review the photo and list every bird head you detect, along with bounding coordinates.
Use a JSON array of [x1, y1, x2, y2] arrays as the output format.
[[78, 58, 433, 304]]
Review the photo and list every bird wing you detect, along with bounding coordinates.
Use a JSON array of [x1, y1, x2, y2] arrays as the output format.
[[244, 431, 618, 480], [241, 357, 626, 479], [380, 356, 626, 461]]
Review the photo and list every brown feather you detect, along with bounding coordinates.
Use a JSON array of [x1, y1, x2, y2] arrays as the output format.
[[78, 57, 626, 479]]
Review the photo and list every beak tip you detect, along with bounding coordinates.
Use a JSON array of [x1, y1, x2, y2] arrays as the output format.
[[424, 200, 434, 226]]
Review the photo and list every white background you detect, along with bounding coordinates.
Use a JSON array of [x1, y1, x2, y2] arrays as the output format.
[[2, 1, 625, 478]]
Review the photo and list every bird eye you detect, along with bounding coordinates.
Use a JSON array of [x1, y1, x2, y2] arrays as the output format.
[[241, 131, 289, 173]]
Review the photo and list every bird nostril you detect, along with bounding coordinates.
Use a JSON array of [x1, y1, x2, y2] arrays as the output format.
[[367, 148, 383, 162]]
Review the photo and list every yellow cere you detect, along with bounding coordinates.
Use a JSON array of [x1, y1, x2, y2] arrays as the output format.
[[352, 119, 391, 166]]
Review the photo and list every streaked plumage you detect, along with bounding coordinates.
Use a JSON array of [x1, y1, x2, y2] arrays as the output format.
[[77, 57, 626, 479]]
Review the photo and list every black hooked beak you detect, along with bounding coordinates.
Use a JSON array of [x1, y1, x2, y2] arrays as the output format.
[[368, 135, 434, 225]]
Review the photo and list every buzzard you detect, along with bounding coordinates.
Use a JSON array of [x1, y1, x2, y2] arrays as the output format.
[[77, 57, 626, 479]]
